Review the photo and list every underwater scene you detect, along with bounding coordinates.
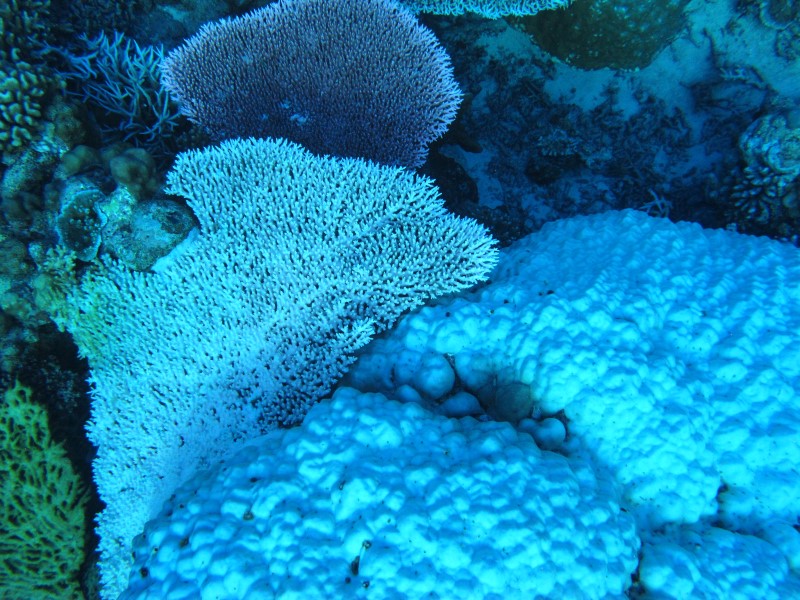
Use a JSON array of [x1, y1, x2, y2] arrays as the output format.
[[1, 0, 799, 597]]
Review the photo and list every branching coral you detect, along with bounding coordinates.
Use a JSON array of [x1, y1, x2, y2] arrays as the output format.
[[400, 0, 570, 16], [161, 0, 461, 167], [56, 32, 182, 154]]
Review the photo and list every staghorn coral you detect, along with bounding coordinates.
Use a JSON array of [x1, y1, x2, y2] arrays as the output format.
[[56, 32, 183, 154]]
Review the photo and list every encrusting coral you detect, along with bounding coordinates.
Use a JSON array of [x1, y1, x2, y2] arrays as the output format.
[[0, 0, 61, 158]]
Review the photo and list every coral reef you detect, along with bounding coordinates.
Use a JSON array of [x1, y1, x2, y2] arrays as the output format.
[[122, 388, 638, 599], [399, 0, 570, 16], [56, 32, 183, 155], [418, 16, 698, 235], [49, 0, 154, 41], [0, 132, 190, 376], [54, 137, 497, 598], [0, 62, 50, 153], [0, 98, 88, 373], [346, 210, 800, 594], [712, 111, 800, 242], [54, 179, 106, 262], [46, 142, 194, 269], [752, 0, 799, 29]]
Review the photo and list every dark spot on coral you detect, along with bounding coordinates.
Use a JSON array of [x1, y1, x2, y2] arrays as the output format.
[[350, 555, 360, 575]]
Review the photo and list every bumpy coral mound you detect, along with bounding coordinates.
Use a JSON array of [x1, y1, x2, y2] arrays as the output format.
[[0, 380, 88, 599], [344, 209, 800, 595], [348, 209, 800, 531], [0, 61, 50, 152], [122, 388, 638, 599]]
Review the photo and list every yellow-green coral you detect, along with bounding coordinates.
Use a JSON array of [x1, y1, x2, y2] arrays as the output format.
[[0, 380, 88, 599]]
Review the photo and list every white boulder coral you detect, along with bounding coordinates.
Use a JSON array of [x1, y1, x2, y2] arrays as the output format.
[[122, 388, 639, 599], [346, 209, 800, 533]]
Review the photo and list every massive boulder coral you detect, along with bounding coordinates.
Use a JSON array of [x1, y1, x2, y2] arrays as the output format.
[[347, 209, 800, 532], [344, 208, 800, 594], [122, 388, 639, 599]]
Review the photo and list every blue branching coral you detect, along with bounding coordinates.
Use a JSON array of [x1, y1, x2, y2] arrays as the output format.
[[55, 32, 182, 154]]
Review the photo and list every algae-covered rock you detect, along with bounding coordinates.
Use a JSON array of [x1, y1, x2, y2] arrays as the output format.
[[517, 0, 690, 70]]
